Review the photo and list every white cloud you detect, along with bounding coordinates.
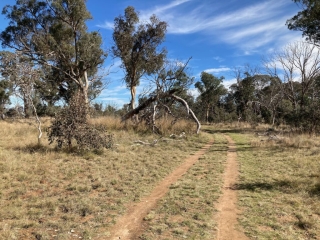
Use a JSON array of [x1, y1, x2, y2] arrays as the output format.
[[98, 0, 300, 51], [135, 0, 301, 52], [97, 21, 114, 30], [223, 78, 237, 88], [213, 56, 224, 62], [188, 88, 199, 98], [203, 67, 231, 73]]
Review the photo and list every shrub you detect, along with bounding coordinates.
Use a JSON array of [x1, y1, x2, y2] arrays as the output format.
[[47, 92, 113, 150]]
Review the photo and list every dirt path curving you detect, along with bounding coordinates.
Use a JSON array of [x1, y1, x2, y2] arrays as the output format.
[[215, 135, 248, 240], [107, 140, 215, 240]]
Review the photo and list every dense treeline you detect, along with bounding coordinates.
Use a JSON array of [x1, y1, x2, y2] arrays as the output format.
[[0, 0, 320, 149]]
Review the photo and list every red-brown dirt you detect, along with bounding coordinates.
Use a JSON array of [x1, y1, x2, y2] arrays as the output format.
[[105, 135, 248, 240], [106, 140, 215, 240], [215, 135, 248, 240]]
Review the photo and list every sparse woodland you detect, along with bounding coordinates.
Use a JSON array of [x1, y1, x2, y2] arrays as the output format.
[[0, 0, 320, 239], [0, 0, 319, 146]]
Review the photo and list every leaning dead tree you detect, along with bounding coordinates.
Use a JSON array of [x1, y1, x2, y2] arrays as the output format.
[[122, 59, 201, 134]]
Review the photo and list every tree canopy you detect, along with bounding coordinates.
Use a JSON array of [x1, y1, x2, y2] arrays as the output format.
[[112, 6, 167, 111], [195, 72, 227, 123], [0, 0, 107, 105], [287, 0, 320, 45]]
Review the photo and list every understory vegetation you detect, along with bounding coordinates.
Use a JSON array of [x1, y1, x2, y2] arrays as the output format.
[[1, 120, 319, 239], [0, 0, 320, 239], [0, 119, 209, 239], [233, 130, 320, 240]]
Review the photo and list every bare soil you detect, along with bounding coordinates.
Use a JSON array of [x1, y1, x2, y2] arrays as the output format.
[[107, 140, 215, 240], [215, 135, 248, 240], [107, 135, 248, 240]]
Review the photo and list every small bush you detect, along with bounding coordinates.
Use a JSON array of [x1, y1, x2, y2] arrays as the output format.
[[47, 92, 113, 150]]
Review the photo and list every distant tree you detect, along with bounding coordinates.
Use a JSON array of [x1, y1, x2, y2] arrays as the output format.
[[255, 75, 283, 125], [265, 41, 320, 112], [112, 6, 167, 116], [0, 77, 11, 118], [287, 0, 320, 46], [195, 72, 227, 123], [0, 0, 107, 108], [230, 71, 254, 123], [0, 50, 43, 143]]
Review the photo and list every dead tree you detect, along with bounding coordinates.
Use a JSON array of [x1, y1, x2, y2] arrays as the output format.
[[122, 58, 201, 134]]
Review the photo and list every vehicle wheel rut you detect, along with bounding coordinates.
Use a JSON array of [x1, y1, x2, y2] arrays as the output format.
[[107, 140, 214, 240], [215, 135, 248, 240]]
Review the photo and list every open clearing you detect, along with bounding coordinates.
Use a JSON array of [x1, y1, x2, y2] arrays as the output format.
[[1, 120, 320, 239]]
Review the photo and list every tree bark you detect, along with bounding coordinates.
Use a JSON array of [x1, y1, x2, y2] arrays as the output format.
[[206, 105, 210, 124], [130, 85, 138, 122], [23, 95, 30, 118], [121, 89, 177, 122], [121, 89, 201, 134], [171, 94, 201, 134]]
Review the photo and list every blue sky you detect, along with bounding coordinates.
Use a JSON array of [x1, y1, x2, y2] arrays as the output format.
[[0, 0, 304, 108]]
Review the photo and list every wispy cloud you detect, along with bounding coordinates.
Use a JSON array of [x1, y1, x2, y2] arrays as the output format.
[[97, 21, 114, 30], [97, 0, 191, 30], [213, 56, 224, 62], [203, 67, 231, 74], [97, 0, 301, 51], [140, 0, 191, 18], [135, 0, 302, 51]]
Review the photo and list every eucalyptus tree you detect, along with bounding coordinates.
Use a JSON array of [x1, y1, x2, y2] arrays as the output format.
[[287, 0, 320, 46], [0, 0, 107, 107], [0, 77, 11, 118], [254, 75, 283, 125], [121, 59, 201, 134], [0, 50, 43, 143], [195, 72, 227, 123], [112, 6, 167, 114]]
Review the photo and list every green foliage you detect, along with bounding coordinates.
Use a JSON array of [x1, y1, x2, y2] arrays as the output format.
[[1, 0, 107, 105], [195, 72, 227, 122], [48, 92, 113, 150], [287, 0, 320, 45], [112, 6, 167, 109], [0, 78, 11, 114]]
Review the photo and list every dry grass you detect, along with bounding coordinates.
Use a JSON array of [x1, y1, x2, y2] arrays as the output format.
[[139, 134, 227, 239], [3, 118, 319, 239], [0, 118, 210, 239], [89, 116, 198, 135], [231, 132, 320, 240]]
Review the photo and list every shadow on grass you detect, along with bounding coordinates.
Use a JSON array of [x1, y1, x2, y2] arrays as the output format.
[[202, 129, 245, 135], [13, 143, 54, 154], [309, 183, 320, 197], [13, 143, 105, 157], [233, 179, 320, 198]]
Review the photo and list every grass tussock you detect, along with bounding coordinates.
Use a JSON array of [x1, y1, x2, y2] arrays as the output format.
[[232, 132, 320, 240], [251, 132, 320, 149], [89, 116, 197, 135], [0, 119, 210, 239]]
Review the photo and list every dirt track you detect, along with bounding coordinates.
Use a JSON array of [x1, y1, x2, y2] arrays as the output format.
[[107, 135, 248, 239], [108, 140, 215, 240], [215, 135, 248, 240]]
